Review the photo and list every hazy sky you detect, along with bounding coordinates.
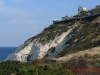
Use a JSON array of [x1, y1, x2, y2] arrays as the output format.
[[0, 0, 100, 47]]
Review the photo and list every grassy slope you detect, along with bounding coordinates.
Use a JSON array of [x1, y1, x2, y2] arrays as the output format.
[[54, 46, 100, 62], [56, 7, 100, 57], [58, 17, 100, 57], [25, 23, 69, 44]]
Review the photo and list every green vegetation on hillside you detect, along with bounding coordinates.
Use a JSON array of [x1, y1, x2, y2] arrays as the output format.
[[0, 60, 27, 75], [1, 55, 100, 75], [59, 21, 100, 56], [64, 54, 100, 75], [0, 60, 71, 75], [25, 24, 69, 44]]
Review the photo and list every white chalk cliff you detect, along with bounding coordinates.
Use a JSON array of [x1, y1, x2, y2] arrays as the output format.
[[5, 29, 74, 62]]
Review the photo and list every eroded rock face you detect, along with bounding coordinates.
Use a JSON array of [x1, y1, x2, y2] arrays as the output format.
[[5, 29, 73, 62]]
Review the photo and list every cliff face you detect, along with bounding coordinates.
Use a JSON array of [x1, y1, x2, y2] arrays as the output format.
[[5, 28, 73, 62]]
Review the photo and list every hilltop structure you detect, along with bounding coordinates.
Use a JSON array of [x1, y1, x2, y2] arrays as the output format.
[[96, 5, 100, 8], [53, 6, 87, 24], [78, 6, 86, 13]]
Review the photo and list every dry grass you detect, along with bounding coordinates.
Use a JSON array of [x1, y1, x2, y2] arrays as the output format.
[[54, 46, 100, 62]]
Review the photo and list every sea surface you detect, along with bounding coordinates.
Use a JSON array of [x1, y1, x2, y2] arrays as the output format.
[[0, 47, 17, 61]]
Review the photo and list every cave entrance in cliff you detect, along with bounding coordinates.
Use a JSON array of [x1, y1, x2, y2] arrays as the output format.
[[22, 54, 32, 62], [44, 47, 56, 58], [48, 47, 56, 53]]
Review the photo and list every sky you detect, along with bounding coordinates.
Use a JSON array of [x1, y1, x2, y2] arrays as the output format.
[[0, 0, 100, 47]]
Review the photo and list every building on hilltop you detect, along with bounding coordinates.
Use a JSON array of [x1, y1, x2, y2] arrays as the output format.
[[53, 6, 87, 24], [78, 6, 86, 13], [96, 5, 100, 8]]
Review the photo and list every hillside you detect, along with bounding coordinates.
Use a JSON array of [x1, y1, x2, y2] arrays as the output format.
[[54, 46, 100, 62], [58, 16, 100, 57], [5, 6, 100, 63], [1, 6, 100, 75]]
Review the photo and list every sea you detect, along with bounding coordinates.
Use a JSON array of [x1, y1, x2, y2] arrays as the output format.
[[0, 47, 17, 61]]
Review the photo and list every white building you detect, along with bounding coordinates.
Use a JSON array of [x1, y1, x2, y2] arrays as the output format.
[[78, 6, 86, 13]]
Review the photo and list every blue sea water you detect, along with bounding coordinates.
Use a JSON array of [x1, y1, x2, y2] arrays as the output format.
[[0, 47, 17, 61]]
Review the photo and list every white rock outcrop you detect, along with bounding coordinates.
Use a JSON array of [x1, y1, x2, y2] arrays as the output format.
[[5, 29, 74, 62]]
